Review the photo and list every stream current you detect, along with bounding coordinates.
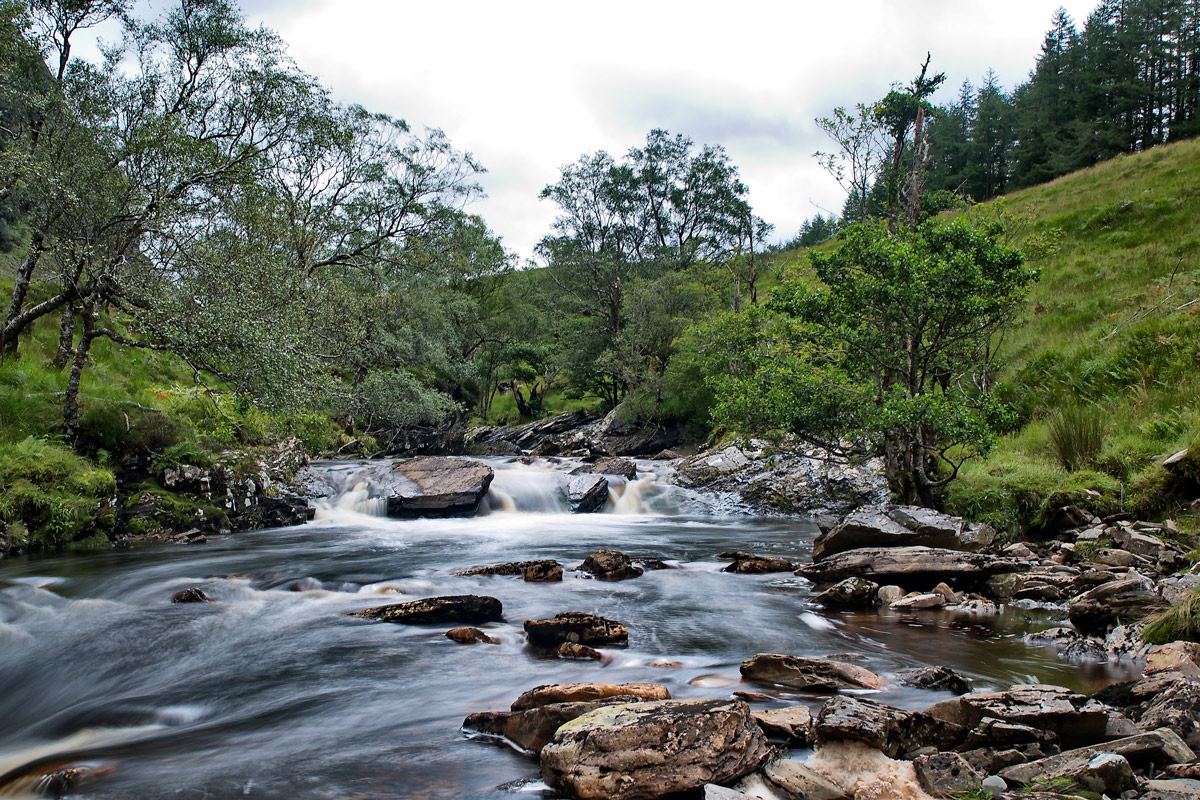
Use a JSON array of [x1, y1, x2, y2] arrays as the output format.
[[0, 457, 1137, 798]]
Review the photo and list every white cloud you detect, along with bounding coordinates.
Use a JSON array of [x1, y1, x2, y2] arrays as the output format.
[[83, 0, 1104, 260]]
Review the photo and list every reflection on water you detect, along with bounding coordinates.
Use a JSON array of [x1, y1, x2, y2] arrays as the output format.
[[0, 458, 1137, 798]]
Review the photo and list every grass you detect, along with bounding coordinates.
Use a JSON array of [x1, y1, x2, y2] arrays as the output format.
[[936, 137, 1200, 532], [1142, 588, 1200, 645]]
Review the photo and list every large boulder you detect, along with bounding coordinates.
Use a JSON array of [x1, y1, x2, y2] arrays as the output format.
[[813, 505, 995, 562], [813, 696, 966, 757], [565, 475, 609, 513], [540, 699, 771, 800], [524, 612, 629, 647], [1068, 575, 1168, 635], [385, 457, 494, 517], [797, 546, 1018, 587], [512, 683, 670, 711], [740, 654, 883, 691], [352, 595, 502, 625]]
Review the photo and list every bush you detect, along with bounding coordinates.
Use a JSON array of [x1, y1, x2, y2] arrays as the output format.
[[1142, 589, 1200, 645], [0, 437, 116, 549], [1048, 405, 1106, 472]]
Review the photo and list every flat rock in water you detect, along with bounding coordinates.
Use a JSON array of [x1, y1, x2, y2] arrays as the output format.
[[552, 642, 604, 661], [385, 457, 493, 517], [740, 653, 883, 691], [999, 728, 1195, 785], [797, 546, 1018, 586], [578, 549, 642, 581], [813, 577, 880, 609], [564, 474, 608, 513], [524, 611, 629, 647], [463, 697, 644, 754], [353, 594, 503, 625], [812, 505, 995, 562], [813, 695, 965, 757], [540, 699, 771, 800], [511, 682, 669, 710], [720, 551, 794, 574], [890, 592, 946, 610], [752, 706, 813, 743], [457, 559, 561, 579], [446, 626, 498, 644], [570, 457, 637, 480]]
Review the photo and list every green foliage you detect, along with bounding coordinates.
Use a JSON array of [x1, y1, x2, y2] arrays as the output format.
[[1047, 405, 1106, 472], [1142, 589, 1200, 645], [0, 437, 116, 549]]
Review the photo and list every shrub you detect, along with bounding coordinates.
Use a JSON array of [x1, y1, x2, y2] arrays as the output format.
[[0, 437, 116, 549], [1048, 405, 1106, 472]]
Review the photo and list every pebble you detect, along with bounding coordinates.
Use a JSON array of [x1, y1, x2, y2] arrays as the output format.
[[982, 775, 1007, 792]]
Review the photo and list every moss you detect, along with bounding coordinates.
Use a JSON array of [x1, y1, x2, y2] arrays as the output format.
[[0, 438, 116, 549]]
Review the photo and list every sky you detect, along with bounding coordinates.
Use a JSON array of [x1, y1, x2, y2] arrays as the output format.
[[88, 0, 1102, 262]]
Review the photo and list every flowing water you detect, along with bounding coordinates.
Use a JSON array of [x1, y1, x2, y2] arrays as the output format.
[[0, 458, 1138, 799]]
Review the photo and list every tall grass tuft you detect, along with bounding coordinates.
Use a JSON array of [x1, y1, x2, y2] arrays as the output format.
[[1048, 405, 1106, 472], [1142, 588, 1200, 645]]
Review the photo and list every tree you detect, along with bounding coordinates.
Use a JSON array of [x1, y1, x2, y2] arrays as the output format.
[[761, 219, 1036, 505]]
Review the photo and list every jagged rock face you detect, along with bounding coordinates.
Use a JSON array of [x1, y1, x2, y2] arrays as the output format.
[[384, 457, 493, 518], [539, 699, 771, 800], [352, 595, 503, 625], [812, 505, 996, 562], [578, 549, 642, 581], [1138, 681, 1200, 746], [740, 654, 883, 691], [523, 612, 628, 647], [564, 475, 608, 513], [797, 546, 1018, 587], [913, 752, 982, 797], [998, 728, 1196, 786], [511, 683, 670, 711], [954, 684, 1110, 747], [813, 696, 965, 757]]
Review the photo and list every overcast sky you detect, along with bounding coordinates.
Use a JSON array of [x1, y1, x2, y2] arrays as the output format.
[[94, 1, 1102, 261]]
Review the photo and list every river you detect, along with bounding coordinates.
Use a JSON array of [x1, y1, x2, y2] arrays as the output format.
[[0, 458, 1136, 798]]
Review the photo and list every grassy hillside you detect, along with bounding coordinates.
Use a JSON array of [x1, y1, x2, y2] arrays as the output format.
[[941, 137, 1200, 533]]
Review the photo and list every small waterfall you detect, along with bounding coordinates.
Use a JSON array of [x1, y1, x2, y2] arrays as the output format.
[[610, 477, 654, 514], [329, 481, 387, 517], [485, 466, 569, 513]]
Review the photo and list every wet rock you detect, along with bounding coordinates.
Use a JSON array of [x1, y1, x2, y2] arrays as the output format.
[[446, 627, 498, 644], [890, 592, 946, 610], [1068, 575, 1167, 635], [511, 682, 670, 711], [898, 666, 971, 695], [752, 706, 813, 743], [565, 475, 608, 513], [552, 642, 604, 661], [171, 587, 212, 603], [457, 559, 561, 580], [571, 457, 637, 480], [464, 697, 644, 754], [964, 717, 1060, 748], [998, 728, 1196, 785], [353, 594, 503, 625], [813, 577, 880, 609], [720, 551, 794, 574], [913, 752, 982, 796], [812, 505, 995, 562], [813, 696, 965, 757], [759, 758, 849, 800], [540, 699, 771, 800], [385, 457, 494, 517], [797, 546, 1018, 587], [1024, 627, 1108, 661], [876, 585, 905, 605], [740, 653, 883, 691], [956, 684, 1109, 747], [649, 659, 683, 669], [635, 558, 671, 570], [524, 612, 629, 647], [578, 549, 642, 581]]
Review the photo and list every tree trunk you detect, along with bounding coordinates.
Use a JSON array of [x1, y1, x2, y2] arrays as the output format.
[[2, 233, 47, 358], [63, 309, 97, 440], [510, 379, 530, 418], [52, 303, 77, 368]]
